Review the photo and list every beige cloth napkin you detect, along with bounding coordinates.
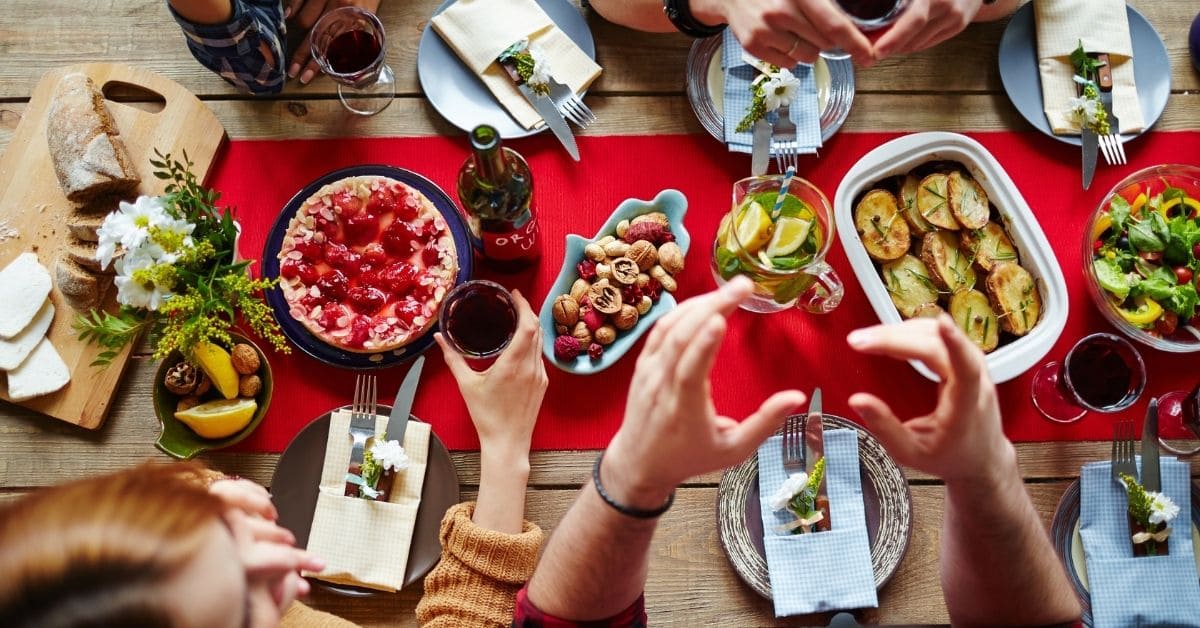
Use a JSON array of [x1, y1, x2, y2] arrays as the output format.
[[431, 0, 602, 130], [304, 410, 431, 591], [1035, 0, 1144, 135]]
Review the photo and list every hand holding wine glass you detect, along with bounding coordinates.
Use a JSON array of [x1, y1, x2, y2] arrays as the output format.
[[690, 0, 875, 67], [286, 0, 382, 85]]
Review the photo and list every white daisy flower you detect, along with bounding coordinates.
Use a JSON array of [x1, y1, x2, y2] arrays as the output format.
[[528, 46, 552, 88], [371, 439, 410, 472], [763, 68, 801, 112], [1147, 492, 1180, 525], [768, 472, 809, 511]]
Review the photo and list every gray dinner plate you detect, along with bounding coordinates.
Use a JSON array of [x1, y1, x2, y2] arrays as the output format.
[[416, 0, 596, 138], [997, 2, 1170, 146]]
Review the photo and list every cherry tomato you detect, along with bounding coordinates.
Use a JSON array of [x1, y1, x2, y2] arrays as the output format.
[[1155, 311, 1179, 336], [1194, 242, 1200, 259], [1093, 239, 1104, 253], [1177, 266, 1195, 285]]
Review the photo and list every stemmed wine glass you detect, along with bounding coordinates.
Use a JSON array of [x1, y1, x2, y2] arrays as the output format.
[[820, 0, 910, 61], [1157, 383, 1200, 456], [310, 7, 395, 116], [1031, 333, 1147, 423]]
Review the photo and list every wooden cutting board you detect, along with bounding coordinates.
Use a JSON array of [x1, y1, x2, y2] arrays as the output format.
[[0, 63, 225, 429]]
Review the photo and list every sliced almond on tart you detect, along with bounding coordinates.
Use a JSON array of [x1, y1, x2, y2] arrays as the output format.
[[948, 289, 1000, 353], [920, 231, 976, 293], [915, 173, 959, 230], [900, 173, 935, 236], [986, 261, 1041, 336], [855, 189, 910, 262], [881, 254, 939, 318], [948, 171, 990, 230], [961, 221, 1019, 271]]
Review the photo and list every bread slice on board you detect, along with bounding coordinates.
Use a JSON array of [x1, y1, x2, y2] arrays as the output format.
[[0, 253, 53, 338], [56, 255, 108, 312], [0, 300, 54, 370], [65, 237, 107, 273], [46, 73, 141, 203], [66, 207, 106, 242], [5, 337, 70, 401]]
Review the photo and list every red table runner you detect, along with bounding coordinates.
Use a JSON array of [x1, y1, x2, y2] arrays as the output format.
[[212, 131, 1200, 453]]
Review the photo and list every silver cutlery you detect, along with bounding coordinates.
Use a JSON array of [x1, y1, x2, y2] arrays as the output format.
[[781, 413, 805, 475], [803, 387, 829, 527], [1079, 75, 1099, 190], [772, 104, 799, 173], [1141, 397, 1161, 493], [499, 57, 579, 161], [750, 118, 771, 176], [348, 374, 377, 470], [385, 356, 424, 446], [1111, 418, 1138, 486], [547, 76, 595, 130], [1096, 54, 1126, 166]]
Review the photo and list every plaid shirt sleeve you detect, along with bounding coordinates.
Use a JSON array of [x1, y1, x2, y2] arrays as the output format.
[[167, 0, 287, 94]]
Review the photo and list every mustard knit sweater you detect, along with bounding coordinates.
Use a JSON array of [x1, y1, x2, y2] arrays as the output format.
[[283, 501, 544, 627]]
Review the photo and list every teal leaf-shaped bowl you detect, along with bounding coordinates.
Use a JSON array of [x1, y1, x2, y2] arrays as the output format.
[[539, 189, 690, 375]]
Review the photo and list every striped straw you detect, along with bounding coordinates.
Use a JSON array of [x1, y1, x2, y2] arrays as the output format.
[[770, 166, 796, 221]]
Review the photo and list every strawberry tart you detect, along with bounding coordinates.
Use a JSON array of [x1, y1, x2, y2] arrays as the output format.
[[277, 176, 458, 353]]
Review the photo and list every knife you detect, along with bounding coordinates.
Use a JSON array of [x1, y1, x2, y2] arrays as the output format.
[[804, 387, 829, 530], [1141, 397, 1161, 493], [500, 59, 580, 162], [750, 118, 771, 176], [386, 356, 424, 446], [1081, 125, 1099, 190], [1096, 53, 1120, 139]]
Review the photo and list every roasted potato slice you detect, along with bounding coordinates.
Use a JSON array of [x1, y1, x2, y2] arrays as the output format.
[[986, 261, 1041, 336], [961, 221, 1019, 271], [948, 171, 990, 230], [881, 254, 939, 318], [949, 289, 1000, 353], [855, 189, 910, 262], [915, 173, 959, 230], [911, 303, 945, 319], [899, 174, 935, 236], [920, 231, 976, 293]]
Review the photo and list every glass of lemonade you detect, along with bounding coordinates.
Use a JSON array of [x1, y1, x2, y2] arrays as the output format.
[[712, 175, 844, 314]]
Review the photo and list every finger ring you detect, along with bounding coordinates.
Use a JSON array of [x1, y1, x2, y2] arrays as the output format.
[[786, 36, 802, 57]]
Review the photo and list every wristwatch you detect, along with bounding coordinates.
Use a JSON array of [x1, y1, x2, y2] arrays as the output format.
[[662, 0, 726, 38]]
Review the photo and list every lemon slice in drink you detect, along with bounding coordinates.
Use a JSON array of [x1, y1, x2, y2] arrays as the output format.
[[193, 342, 239, 400], [734, 201, 773, 253], [764, 216, 813, 258], [175, 398, 258, 439]]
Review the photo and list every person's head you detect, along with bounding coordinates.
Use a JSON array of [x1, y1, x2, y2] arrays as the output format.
[[0, 463, 252, 628]]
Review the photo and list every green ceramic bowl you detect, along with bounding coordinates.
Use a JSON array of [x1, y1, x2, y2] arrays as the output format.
[[153, 333, 273, 459]]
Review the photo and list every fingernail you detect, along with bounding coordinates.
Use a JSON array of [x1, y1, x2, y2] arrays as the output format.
[[300, 69, 314, 84], [283, 6, 292, 18], [288, 63, 299, 78], [847, 329, 873, 347]]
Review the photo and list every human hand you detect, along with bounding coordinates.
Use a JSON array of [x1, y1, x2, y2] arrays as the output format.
[[692, 0, 875, 67], [435, 289, 547, 464], [209, 477, 278, 521], [285, 0, 382, 85], [872, 0, 983, 58], [845, 314, 1014, 484], [225, 508, 325, 627], [602, 277, 807, 508]]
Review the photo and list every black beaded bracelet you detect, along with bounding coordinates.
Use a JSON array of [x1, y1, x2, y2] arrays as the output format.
[[662, 0, 726, 39], [592, 451, 675, 519]]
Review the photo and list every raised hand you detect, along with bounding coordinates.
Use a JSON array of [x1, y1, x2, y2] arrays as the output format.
[[693, 0, 875, 67], [872, 0, 982, 58], [285, 0, 382, 84]]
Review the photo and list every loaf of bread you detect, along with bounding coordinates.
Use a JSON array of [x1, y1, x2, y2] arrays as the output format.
[[56, 255, 110, 312], [46, 73, 140, 203]]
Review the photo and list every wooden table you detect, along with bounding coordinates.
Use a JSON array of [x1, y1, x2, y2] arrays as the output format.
[[1, 1, 1197, 624]]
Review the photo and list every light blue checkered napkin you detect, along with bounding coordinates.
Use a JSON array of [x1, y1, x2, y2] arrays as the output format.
[[757, 429, 877, 617], [721, 29, 822, 156], [1080, 457, 1200, 628]]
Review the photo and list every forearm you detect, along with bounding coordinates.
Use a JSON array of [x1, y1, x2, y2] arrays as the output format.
[[940, 445, 1081, 625], [974, 0, 1019, 22], [588, 0, 725, 33], [168, 0, 233, 24], [472, 449, 530, 535]]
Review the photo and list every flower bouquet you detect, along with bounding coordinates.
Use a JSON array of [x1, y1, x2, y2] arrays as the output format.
[[74, 151, 287, 366], [345, 436, 410, 501], [736, 62, 802, 133], [769, 457, 830, 534], [1119, 472, 1180, 556]]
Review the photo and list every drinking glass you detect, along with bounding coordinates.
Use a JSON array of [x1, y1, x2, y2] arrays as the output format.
[[820, 0, 910, 61], [310, 7, 395, 116], [438, 280, 518, 368], [1031, 333, 1147, 424], [711, 174, 844, 314], [1157, 383, 1200, 457]]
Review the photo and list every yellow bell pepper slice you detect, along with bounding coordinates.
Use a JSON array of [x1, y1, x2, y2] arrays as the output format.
[[1130, 193, 1148, 216], [1091, 213, 1113, 242], [1156, 196, 1200, 219], [1186, 197, 1200, 216], [1118, 296, 1163, 326]]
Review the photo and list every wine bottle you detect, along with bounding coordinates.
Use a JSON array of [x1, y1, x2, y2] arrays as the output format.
[[456, 125, 541, 272]]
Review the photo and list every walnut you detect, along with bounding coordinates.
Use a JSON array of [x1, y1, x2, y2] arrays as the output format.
[[613, 305, 639, 331], [569, 278, 590, 303], [650, 265, 678, 292], [194, 373, 212, 396], [610, 257, 640, 285], [552, 294, 580, 326], [584, 242, 607, 262], [632, 212, 670, 227], [239, 375, 262, 398], [627, 240, 658, 271], [231, 344, 261, 375], [555, 324, 568, 335], [636, 295, 653, 315], [572, 321, 593, 345], [594, 325, 617, 345], [587, 282, 623, 314], [595, 263, 612, 281], [603, 240, 630, 258], [176, 396, 201, 412], [616, 219, 631, 238], [164, 362, 198, 395], [657, 242, 685, 275]]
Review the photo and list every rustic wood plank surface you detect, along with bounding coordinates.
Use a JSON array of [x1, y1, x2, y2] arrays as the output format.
[[1, 1, 1198, 626]]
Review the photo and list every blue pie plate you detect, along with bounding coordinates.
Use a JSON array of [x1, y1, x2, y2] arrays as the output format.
[[261, 165, 474, 370]]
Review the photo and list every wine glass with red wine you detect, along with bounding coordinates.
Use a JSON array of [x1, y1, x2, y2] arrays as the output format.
[[310, 7, 395, 116], [1157, 383, 1200, 456], [821, 0, 909, 61], [438, 280, 518, 370], [1031, 333, 1147, 424]]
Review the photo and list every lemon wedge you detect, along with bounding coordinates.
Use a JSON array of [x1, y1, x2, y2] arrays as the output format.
[[174, 398, 257, 439], [734, 201, 773, 253], [193, 342, 239, 400], [764, 216, 813, 257]]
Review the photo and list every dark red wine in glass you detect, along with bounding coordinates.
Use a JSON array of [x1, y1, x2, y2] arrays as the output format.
[[1032, 333, 1146, 423], [439, 280, 517, 367], [325, 30, 381, 75], [310, 6, 394, 115], [1157, 383, 1200, 456], [838, 0, 901, 21]]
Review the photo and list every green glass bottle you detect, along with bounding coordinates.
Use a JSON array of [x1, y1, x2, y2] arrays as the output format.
[[456, 125, 541, 272]]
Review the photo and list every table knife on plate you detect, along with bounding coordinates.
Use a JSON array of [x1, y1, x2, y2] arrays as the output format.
[[750, 118, 771, 176], [1141, 397, 1160, 493], [804, 387, 829, 530], [500, 58, 579, 162], [1081, 125, 1099, 190], [386, 356, 424, 445]]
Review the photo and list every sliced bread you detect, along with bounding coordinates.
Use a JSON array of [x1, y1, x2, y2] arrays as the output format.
[[0, 253, 53, 338], [66, 207, 106, 242], [6, 337, 70, 401], [56, 255, 107, 312], [46, 73, 141, 203], [65, 237, 106, 273], [0, 300, 54, 370]]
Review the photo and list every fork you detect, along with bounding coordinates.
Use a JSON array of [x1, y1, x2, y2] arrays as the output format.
[[781, 414, 805, 475], [1096, 54, 1126, 166], [772, 104, 799, 174], [547, 76, 595, 130], [348, 374, 377, 470], [1111, 418, 1138, 485]]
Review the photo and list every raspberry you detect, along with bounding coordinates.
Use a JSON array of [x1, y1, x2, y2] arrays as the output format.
[[580, 306, 606, 332], [620, 284, 641, 304], [554, 335, 582, 361], [622, 222, 673, 245], [644, 277, 663, 301], [587, 343, 604, 360], [577, 259, 598, 281]]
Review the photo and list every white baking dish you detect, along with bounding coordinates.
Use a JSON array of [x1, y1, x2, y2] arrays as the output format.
[[834, 132, 1068, 383]]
